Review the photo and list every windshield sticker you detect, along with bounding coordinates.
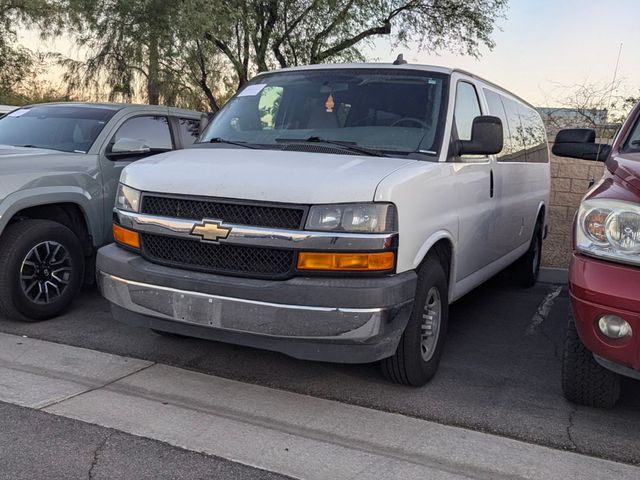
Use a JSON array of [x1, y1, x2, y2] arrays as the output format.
[[8, 109, 29, 117], [237, 84, 267, 97], [325, 94, 335, 113]]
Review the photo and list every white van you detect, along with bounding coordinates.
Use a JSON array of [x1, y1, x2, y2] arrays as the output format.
[[97, 63, 550, 385], [0, 105, 18, 117]]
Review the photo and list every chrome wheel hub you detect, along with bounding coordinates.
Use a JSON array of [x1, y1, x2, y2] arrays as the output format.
[[420, 287, 442, 362], [20, 241, 72, 304]]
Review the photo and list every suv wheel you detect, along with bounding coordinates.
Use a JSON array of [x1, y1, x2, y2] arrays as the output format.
[[0, 220, 85, 321], [512, 220, 542, 287], [561, 312, 621, 408], [381, 254, 449, 386]]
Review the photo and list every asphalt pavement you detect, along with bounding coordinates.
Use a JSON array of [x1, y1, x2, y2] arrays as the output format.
[[0, 275, 638, 467], [0, 401, 292, 480]]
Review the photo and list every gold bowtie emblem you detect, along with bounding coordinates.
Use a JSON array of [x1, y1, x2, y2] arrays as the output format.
[[191, 220, 232, 242]]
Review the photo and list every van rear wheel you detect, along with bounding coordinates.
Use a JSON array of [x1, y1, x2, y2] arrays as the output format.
[[512, 221, 542, 287], [0, 220, 84, 322], [381, 255, 449, 386]]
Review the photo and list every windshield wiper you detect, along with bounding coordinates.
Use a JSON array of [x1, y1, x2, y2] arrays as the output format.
[[206, 137, 258, 149], [275, 136, 388, 157]]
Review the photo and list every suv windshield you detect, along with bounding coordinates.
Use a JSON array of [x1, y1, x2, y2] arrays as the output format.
[[622, 114, 640, 154], [0, 105, 117, 153], [202, 69, 449, 158]]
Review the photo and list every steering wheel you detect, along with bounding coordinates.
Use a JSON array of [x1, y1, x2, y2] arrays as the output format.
[[390, 117, 428, 128]]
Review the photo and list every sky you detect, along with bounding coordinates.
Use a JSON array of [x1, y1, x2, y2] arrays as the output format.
[[370, 0, 640, 106], [19, 0, 640, 107]]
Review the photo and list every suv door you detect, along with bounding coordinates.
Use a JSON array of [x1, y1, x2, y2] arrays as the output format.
[[99, 114, 175, 242], [450, 78, 499, 280]]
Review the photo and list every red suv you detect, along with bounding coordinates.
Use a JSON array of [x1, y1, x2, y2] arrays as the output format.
[[553, 102, 640, 408]]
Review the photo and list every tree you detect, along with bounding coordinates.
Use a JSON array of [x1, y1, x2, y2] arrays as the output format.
[[0, 0, 59, 102], [540, 80, 636, 139], [57, 0, 507, 110], [58, 0, 185, 105], [195, 0, 508, 89]]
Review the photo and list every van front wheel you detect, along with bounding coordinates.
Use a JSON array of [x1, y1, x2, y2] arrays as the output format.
[[381, 255, 449, 386]]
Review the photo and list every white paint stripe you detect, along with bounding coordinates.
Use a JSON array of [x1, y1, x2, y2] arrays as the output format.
[[526, 285, 563, 335], [0, 333, 638, 480]]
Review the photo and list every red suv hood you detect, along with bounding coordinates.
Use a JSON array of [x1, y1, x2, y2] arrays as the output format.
[[607, 152, 640, 193]]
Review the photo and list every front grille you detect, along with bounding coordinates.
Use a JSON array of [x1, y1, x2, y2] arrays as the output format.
[[141, 233, 294, 278], [141, 195, 305, 230]]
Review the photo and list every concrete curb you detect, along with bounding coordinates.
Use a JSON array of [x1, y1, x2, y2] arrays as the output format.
[[2, 332, 638, 480], [539, 267, 568, 284]]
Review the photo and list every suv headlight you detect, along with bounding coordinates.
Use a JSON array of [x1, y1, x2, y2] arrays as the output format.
[[577, 199, 640, 266], [306, 203, 397, 233], [115, 183, 141, 212]]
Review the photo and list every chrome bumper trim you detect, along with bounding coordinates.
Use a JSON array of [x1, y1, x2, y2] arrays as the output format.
[[115, 209, 396, 251], [99, 272, 395, 340]]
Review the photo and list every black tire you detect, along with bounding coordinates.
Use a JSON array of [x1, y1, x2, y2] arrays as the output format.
[[381, 255, 449, 386], [512, 220, 542, 287], [0, 220, 85, 322], [561, 313, 621, 408]]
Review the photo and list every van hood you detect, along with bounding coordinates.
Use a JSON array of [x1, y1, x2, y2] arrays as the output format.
[[608, 152, 640, 193], [121, 148, 417, 204]]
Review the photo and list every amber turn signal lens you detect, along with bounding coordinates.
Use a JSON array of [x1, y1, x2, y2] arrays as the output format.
[[297, 252, 395, 271], [113, 224, 140, 249]]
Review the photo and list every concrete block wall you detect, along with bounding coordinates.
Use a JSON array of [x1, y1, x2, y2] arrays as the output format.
[[542, 143, 605, 267]]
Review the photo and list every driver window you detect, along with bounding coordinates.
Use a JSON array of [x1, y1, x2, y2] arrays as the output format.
[[454, 82, 481, 141], [112, 116, 173, 151]]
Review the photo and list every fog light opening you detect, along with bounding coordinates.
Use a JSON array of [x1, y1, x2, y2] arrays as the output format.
[[597, 314, 633, 339]]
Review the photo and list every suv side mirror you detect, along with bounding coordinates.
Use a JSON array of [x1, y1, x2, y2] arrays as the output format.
[[551, 128, 611, 162], [107, 138, 151, 158], [458, 116, 503, 156]]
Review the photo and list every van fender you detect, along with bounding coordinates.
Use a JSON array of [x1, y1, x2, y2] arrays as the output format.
[[411, 230, 457, 299], [535, 200, 547, 238]]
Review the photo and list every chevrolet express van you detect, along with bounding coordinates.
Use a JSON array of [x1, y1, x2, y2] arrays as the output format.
[[97, 63, 550, 385]]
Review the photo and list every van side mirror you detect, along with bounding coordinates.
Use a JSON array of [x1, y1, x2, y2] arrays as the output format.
[[551, 128, 611, 162], [458, 116, 503, 156], [107, 138, 152, 158]]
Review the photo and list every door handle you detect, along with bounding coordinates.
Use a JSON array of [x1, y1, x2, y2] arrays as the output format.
[[490, 169, 494, 198]]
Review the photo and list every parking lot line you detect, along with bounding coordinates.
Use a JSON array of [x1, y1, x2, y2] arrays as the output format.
[[0, 332, 637, 480]]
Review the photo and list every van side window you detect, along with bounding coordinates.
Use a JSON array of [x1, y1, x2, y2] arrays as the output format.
[[519, 105, 548, 163], [501, 98, 527, 162], [483, 89, 510, 160], [454, 82, 481, 141]]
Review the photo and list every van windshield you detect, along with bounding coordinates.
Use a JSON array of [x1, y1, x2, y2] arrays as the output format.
[[0, 105, 116, 153], [201, 69, 449, 159]]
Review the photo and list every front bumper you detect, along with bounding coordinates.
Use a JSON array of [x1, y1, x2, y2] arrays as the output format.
[[97, 244, 416, 363], [569, 253, 640, 377]]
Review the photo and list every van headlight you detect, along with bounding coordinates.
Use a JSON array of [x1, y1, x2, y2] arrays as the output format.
[[577, 199, 640, 265], [306, 203, 397, 233], [115, 184, 141, 212]]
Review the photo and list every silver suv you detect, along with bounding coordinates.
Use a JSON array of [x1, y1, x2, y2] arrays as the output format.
[[0, 102, 201, 321]]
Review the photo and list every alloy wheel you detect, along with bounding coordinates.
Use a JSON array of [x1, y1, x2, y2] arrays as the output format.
[[20, 241, 72, 304]]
